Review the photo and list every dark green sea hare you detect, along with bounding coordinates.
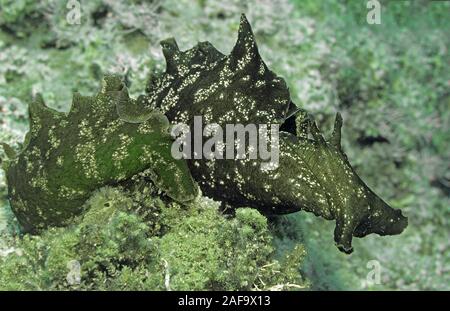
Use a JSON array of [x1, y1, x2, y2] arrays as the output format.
[[151, 14, 408, 253], [1, 15, 407, 253]]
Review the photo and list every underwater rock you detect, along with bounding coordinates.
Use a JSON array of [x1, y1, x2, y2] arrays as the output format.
[[1, 76, 197, 233], [151, 14, 408, 253]]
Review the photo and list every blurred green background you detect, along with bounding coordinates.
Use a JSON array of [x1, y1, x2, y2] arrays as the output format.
[[0, 0, 448, 290]]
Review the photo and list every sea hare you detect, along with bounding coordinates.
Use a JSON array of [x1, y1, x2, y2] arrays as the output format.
[[1, 76, 197, 233], [1, 15, 407, 253], [150, 14, 408, 253]]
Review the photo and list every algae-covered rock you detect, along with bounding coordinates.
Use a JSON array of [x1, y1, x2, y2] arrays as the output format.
[[0, 187, 308, 290], [2, 76, 197, 233]]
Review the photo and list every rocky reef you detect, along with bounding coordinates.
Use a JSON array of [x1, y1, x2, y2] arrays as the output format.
[[1, 15, 407, 253]]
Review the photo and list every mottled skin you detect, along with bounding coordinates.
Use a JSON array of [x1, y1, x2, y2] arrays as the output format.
[[2, 76, 197, 233], [151, 14, 408, 253]]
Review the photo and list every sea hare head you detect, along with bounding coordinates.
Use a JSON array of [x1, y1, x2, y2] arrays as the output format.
[[306, 113, 408, 253]]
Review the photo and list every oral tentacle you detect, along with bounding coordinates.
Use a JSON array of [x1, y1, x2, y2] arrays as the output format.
[[334, 217, 355, 254]]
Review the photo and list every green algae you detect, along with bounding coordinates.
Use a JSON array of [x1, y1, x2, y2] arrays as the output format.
[[0, 186, 308, 290]]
